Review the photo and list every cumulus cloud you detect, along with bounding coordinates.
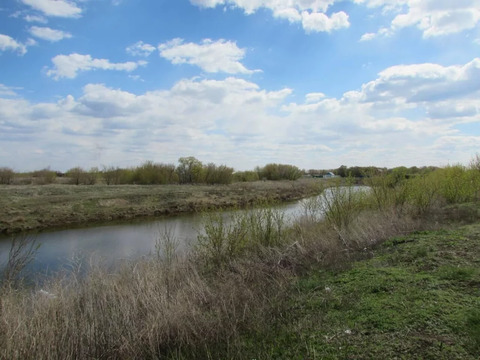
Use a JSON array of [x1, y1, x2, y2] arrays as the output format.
[[301, 10, 349, 33], [0, 34, 32, 55], [356, 0, 480, 38], [190, 0, 350, 33], [357, 58, 480, 104], [47, 53, 147, 80], [158, 38, 258, 74], [1, 58, 478, 171], [126, 41, 156, 57], [21, 0, 82, 18], [29, 26, 72, 42]]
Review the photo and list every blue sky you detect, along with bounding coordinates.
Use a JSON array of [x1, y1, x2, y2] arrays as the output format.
[[1, 0, 479, 172]]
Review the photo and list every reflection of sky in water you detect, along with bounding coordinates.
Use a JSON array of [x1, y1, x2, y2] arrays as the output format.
[[0, 194, 339, 278]]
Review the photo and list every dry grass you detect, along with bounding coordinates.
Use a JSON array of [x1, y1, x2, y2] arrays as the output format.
[[0, 250, 293, 359], [1, 166, 479, 359], [0, 179, 322, 234]]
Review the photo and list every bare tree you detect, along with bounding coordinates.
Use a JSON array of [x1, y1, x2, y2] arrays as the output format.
[[1, 234, 39, 288]]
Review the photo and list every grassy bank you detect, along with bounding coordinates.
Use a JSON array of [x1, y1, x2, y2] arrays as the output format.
[[0, 165, 479, 359], [0, 179, 321, 234], [239, 225, 480, 359]]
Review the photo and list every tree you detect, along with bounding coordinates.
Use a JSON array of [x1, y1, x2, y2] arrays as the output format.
[[337, 165, 347, 178], [177, 157, 204, 184], [66, 167, 85, 185]]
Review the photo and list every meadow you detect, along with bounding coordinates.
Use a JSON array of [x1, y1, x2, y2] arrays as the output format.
[[0, 179, 321, 234], [0, 161, 479, 359]]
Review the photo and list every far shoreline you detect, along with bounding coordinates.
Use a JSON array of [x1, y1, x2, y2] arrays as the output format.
[[0, 179, 326, 235]]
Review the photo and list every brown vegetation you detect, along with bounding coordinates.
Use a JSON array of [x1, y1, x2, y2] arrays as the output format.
[[0, 162, 479, 359], [0, 179, 322, 234]]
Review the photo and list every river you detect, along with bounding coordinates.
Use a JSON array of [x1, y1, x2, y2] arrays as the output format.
[[0, 195, 320, 279]]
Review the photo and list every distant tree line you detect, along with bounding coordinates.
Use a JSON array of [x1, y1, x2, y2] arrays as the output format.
[[307, 165, 439, 179], [0, 158, 305, 186], [3, 157, 441, 186]]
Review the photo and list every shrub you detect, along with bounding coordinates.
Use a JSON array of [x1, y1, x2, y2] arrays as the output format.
[[257, 163, 302, 181], [233, 170, 259, 182], [132, 161, 178, 185], [32, 168, 57, 185], [437, 165, 479, 203], [66, 167, 98, 185], [196, 205, 286, 268], [204, 163, 234, 185], [0, 167, 14, 184], [321, 178, 369, 232]]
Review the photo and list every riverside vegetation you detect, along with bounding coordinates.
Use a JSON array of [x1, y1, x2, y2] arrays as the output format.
[[0, 159, 310, 234], [1, 157, 480, 359]]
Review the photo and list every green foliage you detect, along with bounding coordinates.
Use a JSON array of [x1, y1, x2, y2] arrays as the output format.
[[469, 153, 480, 172], [203, 163, 234, 185], [407, 172, 440, 214], [437, 165, 479, 203], [321, 178, 368, 231], [257, 163, 302, 181], [177, 156, 204, 184], [197, 205, 286, 267], [364, 169, 410, 212], [233, 170, 259, 182], [132, 161, 178, 185]]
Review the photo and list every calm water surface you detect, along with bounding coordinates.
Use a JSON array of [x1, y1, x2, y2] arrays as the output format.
[[0, 196, 317, 278]]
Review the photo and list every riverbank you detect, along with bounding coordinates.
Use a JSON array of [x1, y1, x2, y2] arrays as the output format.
[[238, 223, 480, 358], [0, 179, 323, 234], [1, 166, 479, 359]]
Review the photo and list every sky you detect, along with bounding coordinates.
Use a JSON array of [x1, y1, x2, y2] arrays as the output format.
[[0, 0, 479, 172]]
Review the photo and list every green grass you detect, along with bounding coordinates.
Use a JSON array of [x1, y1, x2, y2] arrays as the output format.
[[237, 225, 480, 359]]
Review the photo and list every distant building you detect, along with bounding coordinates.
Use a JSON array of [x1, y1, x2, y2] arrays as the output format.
[[323, 172, 336, 178]]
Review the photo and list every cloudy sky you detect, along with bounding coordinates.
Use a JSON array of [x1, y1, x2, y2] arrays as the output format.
[[1, 0, 479, 172]]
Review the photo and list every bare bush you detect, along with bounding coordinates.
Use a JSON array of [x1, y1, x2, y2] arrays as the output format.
[[0, 167, 14, 185], [1, 234, 39, 288]]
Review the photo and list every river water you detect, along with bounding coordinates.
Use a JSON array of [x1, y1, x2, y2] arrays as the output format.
[[0, 196, 319, 279]]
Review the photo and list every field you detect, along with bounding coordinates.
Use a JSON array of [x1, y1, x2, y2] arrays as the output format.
[[1, 165, 479, 359], [0, 178, 322, 234]]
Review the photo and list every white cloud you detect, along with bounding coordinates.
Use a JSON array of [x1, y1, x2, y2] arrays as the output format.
[[358, 58, 480, 104], [29, 26, 72, 42], [24, 15, 48, 23], [158, 38, 257, 74], [301, 11, 349, 33], [0, 84, 18, 97], [0, 34, 28, 55], [126, 41, 156, 57], [190, 0, 350, 33], [357, 0, 480, 38], [359, 27, 391, 41], [21, 0, 82, 18], [1, 59, 479, 171], [47, 53, 147, 79]]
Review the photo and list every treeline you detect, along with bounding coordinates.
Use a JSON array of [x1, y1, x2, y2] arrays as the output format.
[[0, 158, 303, 185], [308, 165, 439, 179]]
